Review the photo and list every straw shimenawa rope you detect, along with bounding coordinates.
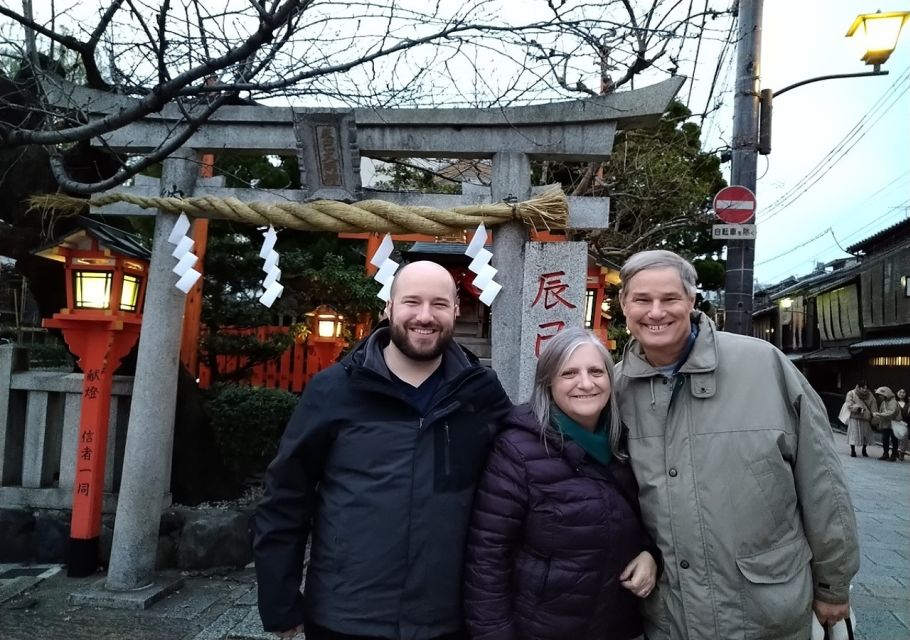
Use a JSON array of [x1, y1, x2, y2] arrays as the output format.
[[27, 188, 568, 234]]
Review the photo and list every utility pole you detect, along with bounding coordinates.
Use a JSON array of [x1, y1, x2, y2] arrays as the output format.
[[724, 0, 763, 335]]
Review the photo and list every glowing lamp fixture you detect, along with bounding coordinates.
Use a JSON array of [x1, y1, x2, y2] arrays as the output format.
[[69, 258, 145, 313], [35, 222, 149, 317], [307, 305, 345, 340], [779, 298, 794, 309], [846, 10, 910, 68]]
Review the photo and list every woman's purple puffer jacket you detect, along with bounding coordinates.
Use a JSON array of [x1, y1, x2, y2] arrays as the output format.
[[464, 404, 657, 640]]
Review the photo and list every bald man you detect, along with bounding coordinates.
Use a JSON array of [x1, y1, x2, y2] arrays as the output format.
[[253, 261, 512, 640]]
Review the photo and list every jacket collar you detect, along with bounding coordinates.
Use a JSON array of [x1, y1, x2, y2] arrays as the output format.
[[505, 404, 605, 471], [343, 322, 477, 383], [620, 312, 719, 399]]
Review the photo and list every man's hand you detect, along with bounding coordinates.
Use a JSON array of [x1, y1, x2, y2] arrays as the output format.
[[620, 551, 657, 598], [813, 599, 850, 626], [276, 625, 304, 638]]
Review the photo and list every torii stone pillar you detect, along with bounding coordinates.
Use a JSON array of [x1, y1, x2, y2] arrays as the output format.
[[490, 153, 530, 401], [106, 150, 197, 593], [491, 152, 587, 401]]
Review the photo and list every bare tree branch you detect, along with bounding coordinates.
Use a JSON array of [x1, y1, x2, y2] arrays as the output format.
[[49, 92, 234, 193], [0, 0, 732, 194]]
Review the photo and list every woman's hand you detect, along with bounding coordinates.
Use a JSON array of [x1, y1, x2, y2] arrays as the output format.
[[620, 551, 657, 598]]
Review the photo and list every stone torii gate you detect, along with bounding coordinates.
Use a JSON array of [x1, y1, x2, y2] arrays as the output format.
[[40, 75, 682, 601]]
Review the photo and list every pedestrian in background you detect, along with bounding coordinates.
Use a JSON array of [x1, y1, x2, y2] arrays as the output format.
[[614, 249, 859, 640], [873, 386, 901, 462], [844, 382, 876, 458], [464, 327, 659, 640], [895, 388, 908, 461]]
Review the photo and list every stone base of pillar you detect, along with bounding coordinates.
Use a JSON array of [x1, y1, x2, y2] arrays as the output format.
[[69, 575, 185, 610]]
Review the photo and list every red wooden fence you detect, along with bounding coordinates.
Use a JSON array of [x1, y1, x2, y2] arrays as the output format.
[[195, 320, 370, 393]]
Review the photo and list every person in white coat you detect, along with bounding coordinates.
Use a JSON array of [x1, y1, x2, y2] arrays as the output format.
[[843, 382, 876, 457]]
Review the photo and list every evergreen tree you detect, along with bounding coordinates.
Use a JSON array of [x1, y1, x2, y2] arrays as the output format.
[[200, 154, 382, 383]]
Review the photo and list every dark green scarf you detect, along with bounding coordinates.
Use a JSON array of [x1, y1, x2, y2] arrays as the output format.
[[550, 406, 612, 466]]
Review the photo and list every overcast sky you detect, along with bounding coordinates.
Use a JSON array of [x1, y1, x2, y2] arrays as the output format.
[[718, 0, 910, 285], [6, 1, 908, 289]]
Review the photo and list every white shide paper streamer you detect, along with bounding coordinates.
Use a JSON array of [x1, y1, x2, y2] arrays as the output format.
[[167, 213, 201, 294], [258, 226, 284, 308], [464, 224, 501, 306], [369, 234, 398, 302]]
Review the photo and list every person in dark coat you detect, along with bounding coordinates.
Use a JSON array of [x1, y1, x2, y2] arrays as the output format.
[[464, 327, 659, 640], [253, 261, 512, 640]]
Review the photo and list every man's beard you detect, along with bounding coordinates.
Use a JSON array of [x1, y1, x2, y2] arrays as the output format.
[[389, 319, 454, 362]]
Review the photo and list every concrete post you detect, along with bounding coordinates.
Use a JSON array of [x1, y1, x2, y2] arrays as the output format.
[[0, 345, 28, 485], [490, 152, 531, 401], [106, 149, 196, 591], [725, 0, 763, 335]]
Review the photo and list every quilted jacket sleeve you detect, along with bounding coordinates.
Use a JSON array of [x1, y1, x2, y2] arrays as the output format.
[[251, 371, 337, 632], [463, 434, 529, 640]]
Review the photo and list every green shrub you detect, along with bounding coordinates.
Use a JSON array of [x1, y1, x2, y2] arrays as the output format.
[[206, 384, 298, 477], [25, 341, 73, 369]]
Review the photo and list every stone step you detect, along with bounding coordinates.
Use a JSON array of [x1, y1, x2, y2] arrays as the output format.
[[456, 336, 491, 358]]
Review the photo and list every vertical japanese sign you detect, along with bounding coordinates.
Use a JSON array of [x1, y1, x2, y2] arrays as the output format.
[[72, 363, 113, 543], [518, 242, 587, 400]]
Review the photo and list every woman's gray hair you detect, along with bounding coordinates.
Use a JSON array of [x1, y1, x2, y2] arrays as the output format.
[[620, 249, 698, 299], [528, 327, 625, 460]]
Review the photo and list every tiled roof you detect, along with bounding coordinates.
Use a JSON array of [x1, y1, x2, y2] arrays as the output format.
[[851, 337, 910, 348], [845, 218, 910, 254]]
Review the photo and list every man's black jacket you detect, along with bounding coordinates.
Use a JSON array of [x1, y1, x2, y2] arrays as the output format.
[[252, 326, 512, 639]]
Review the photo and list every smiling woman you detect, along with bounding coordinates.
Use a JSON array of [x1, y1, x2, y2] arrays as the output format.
[[464, 327, 662, 640], [550, 343, 611, 431]]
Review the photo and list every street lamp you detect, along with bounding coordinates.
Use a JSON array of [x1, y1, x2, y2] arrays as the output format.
[[35, 217, 150, 577], [846, 10, 910, 68], [723, 2, 908, 336]]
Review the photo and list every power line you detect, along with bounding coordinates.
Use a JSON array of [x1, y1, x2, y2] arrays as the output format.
[[755, 170, 910, 267], [758, 70, 910, 222], [757, 66, 910, 223], [761, 203, 910, 282], [755, 227, 831, 266], [699, 7, 737, 129], [684, 0, 708, 110]]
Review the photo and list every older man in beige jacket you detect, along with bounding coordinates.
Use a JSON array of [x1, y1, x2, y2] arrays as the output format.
[[614, 249, 859, 640]]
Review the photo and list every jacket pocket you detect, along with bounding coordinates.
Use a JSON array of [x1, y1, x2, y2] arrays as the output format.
[[433, 417, 492, 493], [748, 457, 797, 534], [735, 537, 814, 638], [513, 549, 552, 620], [639, 582, 671, 639]]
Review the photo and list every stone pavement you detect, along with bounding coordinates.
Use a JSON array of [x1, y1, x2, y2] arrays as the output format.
[[837, 430, 910, 640], [0, 431, 906, 640]]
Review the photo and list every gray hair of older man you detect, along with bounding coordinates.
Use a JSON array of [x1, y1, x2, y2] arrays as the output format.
[[619, 249, 698, 300], [528, 327, 626, 461]]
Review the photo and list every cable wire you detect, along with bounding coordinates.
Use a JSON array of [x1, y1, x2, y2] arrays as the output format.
[[757, 66, 910, 223]]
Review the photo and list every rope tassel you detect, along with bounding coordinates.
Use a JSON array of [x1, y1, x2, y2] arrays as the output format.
[[27, 188, 568, 234]]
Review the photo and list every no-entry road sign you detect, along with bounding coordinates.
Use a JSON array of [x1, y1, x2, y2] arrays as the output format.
[[713, 185, 756, 224]]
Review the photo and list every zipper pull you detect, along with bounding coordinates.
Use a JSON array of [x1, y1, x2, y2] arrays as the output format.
[[444, 422, 451, 476]]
